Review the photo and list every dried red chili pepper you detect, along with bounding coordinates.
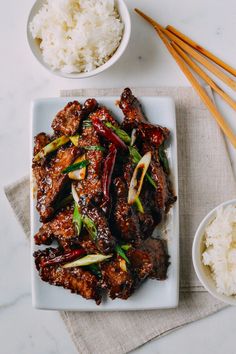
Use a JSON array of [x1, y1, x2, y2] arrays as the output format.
[[40, 249, 86, 268], [102, 144, 117, 201], [91, 116, 127, 150]]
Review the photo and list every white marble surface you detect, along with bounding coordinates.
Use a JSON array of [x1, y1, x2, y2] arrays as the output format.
[[1, 0, 236, 353]]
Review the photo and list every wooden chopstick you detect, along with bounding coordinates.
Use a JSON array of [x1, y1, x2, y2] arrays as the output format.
[[167, 25, 236, 77], [155, 29, 236, 148], [135, 8, 236, 91], [165, 30, 236, 91], [135, 9, 236, 148], [172, 42, 236, 111]]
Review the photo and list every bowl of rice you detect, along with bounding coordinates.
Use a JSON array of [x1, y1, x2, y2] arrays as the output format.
[[192, 199, 236, 305], [27, 0, 131, 78]]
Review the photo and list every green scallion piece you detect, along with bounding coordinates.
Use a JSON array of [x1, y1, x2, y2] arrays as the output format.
[[83, 120, 92, 127], [62, 254, 112, 268], [115, 245, 130, 264], [159, 144, 170, 174], [135, 197, 144, 213], [105, 122, 131, 144], [73, 202, 83, 236], [129, 146, 157, 189], [83, 215, 98, 241], [69, 135, 80, 147], [84, 145, 105, 152], [62, 160, 89, 174], [121, 244, 132, 251], [85, 264, 102, 278]]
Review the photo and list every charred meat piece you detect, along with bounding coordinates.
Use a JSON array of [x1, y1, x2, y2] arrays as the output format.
[[90, 106, 119, 127], [51, 99, 98, 136], [137, 123, 169, 148], [142, 142, 176, 215], [34, 145, 79, 222], [34, 132, 51, 155], [127, 248, 153, 282], [51, 101, 82, 136], [119, 87, 146, 127], [33, 134, 50, 204], [83, 98, 99, 116], [34, 205, 76, 246], [123, 161, 156, 239], [141, 238, 169, 280], [34, 248, 102, 304], [78, 233, 100, 254], [82, 205, 116, 254], [101, 255, 134, 300], [119, 88, 169, 147], [138, 210, 156, 239], [112, 177, 141, 244], [75, 124, 103, 206]]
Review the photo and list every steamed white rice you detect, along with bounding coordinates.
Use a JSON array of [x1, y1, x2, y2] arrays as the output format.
[[29, 0, 124, 73], [202, 205, 236, 296]]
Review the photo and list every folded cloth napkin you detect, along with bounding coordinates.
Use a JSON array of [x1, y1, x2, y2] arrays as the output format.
[[5, 87, 236, 354]]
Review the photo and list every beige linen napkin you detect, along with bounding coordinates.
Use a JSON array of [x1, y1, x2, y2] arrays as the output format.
[[5, 87, 236, 354]]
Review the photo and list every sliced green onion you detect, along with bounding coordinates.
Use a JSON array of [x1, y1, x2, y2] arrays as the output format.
[[129, 147, 157, 189], [62, 254, 112, 268], [62, 160, 89, 174], [73, 202, 83, 236], [68, 155, 87, 180], [83, 120, 92, 127], [105, 122, 131, 144], [134, 196, 144, 213], [84, 145, 105, 152], [71, 183, 80, 205], [85, 264, 102, 278], [129, 146, 141, 164], [145, 171, 157, 189], [69, 168, 86, 180], [34, 136, 69, 161], [83, 216, 97, 241], [121, 244, 132, 251], [159, 144, 170, 174], [69, 135, 80, 147], [130, 129, 137, 146], [71, 184, 98, 241], [128, 151, 152, 206], [115, 245, 130, 264]]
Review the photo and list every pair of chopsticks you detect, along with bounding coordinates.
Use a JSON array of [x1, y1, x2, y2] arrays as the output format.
[[135, 8, 236, 148]]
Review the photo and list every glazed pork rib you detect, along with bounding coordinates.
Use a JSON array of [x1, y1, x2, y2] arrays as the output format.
[[33, 142, 79, 222], [119, 87, 146, 127], [81, 205, 116, 254], [141, 238, 170, 280], [101, 255, 135, 300], [34, 205, 77, 248], [112, 177, 142, 244], [34, 248, 102, 304], [51, 98, 98, 136], [127, 248, 153, 282], [74, 122, 103, 207]]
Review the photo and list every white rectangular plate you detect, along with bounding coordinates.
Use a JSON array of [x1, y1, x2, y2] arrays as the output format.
[[30, 96, 179, 311]]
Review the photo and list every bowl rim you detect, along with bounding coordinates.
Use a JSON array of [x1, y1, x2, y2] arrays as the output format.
[[26, 0, 131, 79], [192, 198, 236, 305]]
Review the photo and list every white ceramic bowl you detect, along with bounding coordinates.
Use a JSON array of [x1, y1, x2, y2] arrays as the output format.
[[27, 0, 131, 79], [192, 199, 236, 305]]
